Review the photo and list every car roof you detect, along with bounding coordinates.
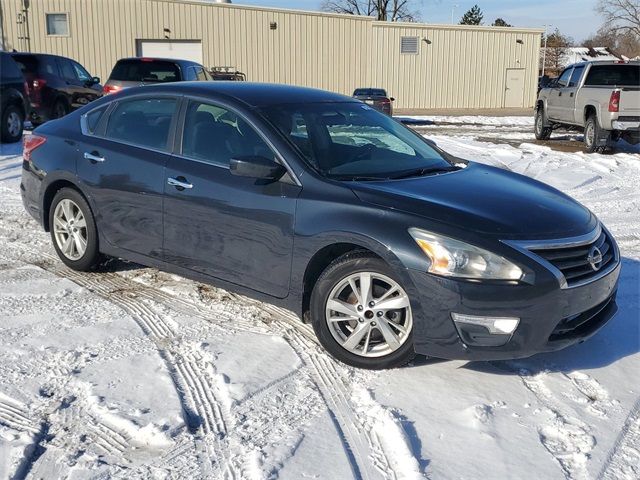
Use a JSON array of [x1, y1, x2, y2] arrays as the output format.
[[117, 81, 356, 107], [566, 60, 640, 68], [115, 57, 204, 67]]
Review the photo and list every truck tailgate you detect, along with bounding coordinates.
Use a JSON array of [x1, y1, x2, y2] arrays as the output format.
[[620, 88, 640, 115]]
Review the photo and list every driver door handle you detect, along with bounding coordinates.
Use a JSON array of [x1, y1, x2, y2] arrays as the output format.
[[167, 177, 193, 190]]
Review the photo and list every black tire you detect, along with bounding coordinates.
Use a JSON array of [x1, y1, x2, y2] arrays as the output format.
[[51, 99, 69, 119], [49, 188, 101, 271], [534, 105, 552, 140], [1, 104, 24, 143], [584, 115, 601, 153], [310, 251, 415, 370]]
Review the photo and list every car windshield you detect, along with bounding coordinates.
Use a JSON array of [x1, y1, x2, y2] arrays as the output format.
[[261, 102, 453, 180], [109, 59, 180, 83], [353, 88, 387, 97]]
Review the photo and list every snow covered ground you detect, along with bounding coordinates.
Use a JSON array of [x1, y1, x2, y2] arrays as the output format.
[[0, 117, 638, 480]]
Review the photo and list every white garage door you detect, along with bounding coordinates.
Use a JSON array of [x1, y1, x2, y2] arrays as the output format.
[[137, 40, 203, 64]]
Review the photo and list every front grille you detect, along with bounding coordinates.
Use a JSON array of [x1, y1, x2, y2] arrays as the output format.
[[529, 229, 615, 287], [549, 295, 615, 342]]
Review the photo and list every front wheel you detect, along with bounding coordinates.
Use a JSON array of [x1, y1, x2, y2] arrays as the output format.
[[49, 188, 101, 271], [310, 252, 415, 369], [52, 99, 69, 119], [534, 106, 552, 140]]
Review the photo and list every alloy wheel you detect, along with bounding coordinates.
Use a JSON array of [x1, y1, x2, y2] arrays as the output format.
[[585, 122, 595, 148], [325, 272, 413, 358], [53, 199, 88, 260]]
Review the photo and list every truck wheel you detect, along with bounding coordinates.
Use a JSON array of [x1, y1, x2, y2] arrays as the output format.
[[584, 115, 602, 153], [534, 106, 552, 140]]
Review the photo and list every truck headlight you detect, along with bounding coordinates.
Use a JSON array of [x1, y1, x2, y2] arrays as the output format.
[[409, 228, 523, 281]]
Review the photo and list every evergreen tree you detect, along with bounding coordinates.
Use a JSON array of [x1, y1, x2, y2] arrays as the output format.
[[459, 5, 484, 25], [492, 18, 512, 27]]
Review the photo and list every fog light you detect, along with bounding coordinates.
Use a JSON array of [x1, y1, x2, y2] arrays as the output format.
[[452, 313, 520, 334]]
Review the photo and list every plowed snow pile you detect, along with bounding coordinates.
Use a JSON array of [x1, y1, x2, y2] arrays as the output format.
[[1, 118, 638, 480]]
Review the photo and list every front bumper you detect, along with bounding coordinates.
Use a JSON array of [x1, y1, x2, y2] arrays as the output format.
[[407, 260, 621, 361]]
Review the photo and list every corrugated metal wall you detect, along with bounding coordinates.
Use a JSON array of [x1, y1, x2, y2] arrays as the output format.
[[0, 0, 542, 109]]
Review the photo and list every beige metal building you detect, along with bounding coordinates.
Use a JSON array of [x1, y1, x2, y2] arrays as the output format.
[[1, 0, 543, 110]]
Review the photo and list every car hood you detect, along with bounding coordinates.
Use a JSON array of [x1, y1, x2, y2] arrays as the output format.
[[350, 162, 596, 239]]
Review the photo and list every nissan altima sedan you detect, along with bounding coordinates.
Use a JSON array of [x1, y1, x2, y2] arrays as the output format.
[[20, 82, 620, 369]]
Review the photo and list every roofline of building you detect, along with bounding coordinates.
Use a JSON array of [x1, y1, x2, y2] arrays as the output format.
[[150, 0, 545, 34]]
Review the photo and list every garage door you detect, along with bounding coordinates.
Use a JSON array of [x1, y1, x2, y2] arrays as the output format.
[[136, 40, 203, 64]]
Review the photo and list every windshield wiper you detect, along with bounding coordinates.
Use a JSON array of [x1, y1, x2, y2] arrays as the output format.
[[389, 166, 459, 180], [329, 174, 386, 182]]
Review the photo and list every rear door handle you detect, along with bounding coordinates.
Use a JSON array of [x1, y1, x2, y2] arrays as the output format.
[[167, 176, 193, 190], [83, 151, 105, 163], [570, 92, 574, 97]]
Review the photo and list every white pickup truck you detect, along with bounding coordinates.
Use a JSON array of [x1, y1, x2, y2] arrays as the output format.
[[535, 61, 640, 152]]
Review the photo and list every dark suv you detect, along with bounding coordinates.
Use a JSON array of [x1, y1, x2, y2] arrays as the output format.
[[353, 88, 395, 115], [103, 58, 212, 94], [1, 52, 29, 143], [10, 53, 102, 125]]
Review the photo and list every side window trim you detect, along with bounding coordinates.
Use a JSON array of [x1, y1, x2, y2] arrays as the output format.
[[175, 95, 301, 186]]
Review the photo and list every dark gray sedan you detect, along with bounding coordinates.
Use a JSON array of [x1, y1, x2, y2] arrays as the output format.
[[20, 82, 620, 369]]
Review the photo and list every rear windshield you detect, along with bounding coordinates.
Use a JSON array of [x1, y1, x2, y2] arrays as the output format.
[[584, 65, 640, 86], [109, 59, 181, 83], [353, 89, 387, 97]]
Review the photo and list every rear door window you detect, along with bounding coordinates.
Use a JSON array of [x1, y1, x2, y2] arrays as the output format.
[[0, 53, 23, 81], [109, 60, 180, 83], [105, 97, 177, 150], [568, 65, 585, 87]]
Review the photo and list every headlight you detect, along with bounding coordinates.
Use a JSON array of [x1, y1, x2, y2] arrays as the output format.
[[408, 228, 523, 281]]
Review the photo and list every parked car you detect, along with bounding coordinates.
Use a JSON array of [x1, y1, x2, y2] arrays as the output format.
[[535, 60, 640, 152], [10, 53, 102, 125], [103, 57, 212, 94], [1, 52, 29, 143], [352, 88, 395, 115], [21, 83, 620, 369]]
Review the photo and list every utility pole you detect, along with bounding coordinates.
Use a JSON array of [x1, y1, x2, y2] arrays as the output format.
[[541, 24, 549, 77], [451, 3, 459, 24]]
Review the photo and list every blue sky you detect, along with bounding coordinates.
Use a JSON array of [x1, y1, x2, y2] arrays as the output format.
[[236, 0, 601, 42]]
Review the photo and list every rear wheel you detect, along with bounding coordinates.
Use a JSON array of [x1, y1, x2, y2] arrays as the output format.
[[49, 188, 101, 271], [310, 252, 415, 369], [584, 115, 602, 153], [534, 106, 552, 140], [1, 104, 24, 143]]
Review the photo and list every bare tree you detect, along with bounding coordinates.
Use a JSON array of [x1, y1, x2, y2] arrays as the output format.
[[597, 0, 640, 37], [584, 27, 640, 58], [321, 0, 420, 22]]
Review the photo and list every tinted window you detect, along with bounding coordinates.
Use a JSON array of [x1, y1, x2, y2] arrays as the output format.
[[354, 88, 387, 97], [105, 98, 176, 150], [109, 60, 180, 83], [262, 102, 450, 179], [182, 101, 276, 166], [85, 106, 108, 134], [194, 66, 210, 81], [58, 58, 77, 81], [569, 65, 585, 87], [1, 53, 23, 81], [557, 68, 573, 87], [72, 61, 92, 82], [11, 55, 58, 77], [584, 64, 640, 86]]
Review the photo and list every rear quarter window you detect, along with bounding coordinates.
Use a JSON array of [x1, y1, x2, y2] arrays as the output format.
[[1, 54, 23, 81], [84, 106, 108, 135], [12, 55, 58, 77], [584, 65, 640, 86]]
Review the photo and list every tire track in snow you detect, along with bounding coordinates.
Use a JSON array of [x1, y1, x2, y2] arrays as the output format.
[[598, 396, 640, 480]]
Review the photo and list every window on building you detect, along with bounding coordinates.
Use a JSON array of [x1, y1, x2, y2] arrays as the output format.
[[105, 98, 177, 150], [46, 13, 69, 36], [400, 36, 419, 54]]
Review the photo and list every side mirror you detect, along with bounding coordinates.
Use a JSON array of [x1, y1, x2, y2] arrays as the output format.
[[230, 155, 286, 180], [390, 97, 395, 102], [86, 76, 100, 86]]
